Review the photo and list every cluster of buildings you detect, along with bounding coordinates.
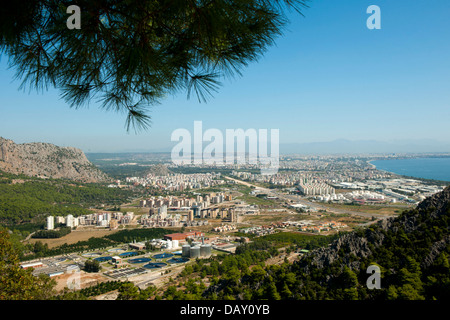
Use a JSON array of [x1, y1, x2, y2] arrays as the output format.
[[278, 156, 395, 182], [141, 192, 233, 210], [329, 178, 445, 204], [232, 155, 395, 187], [211, 224, 237, 233], [234, 204, 260, 215], [141, 202, 237, 228], [140, 211, 183, 228], [46, 212, 134, 230], [230, 155, 445, 206], [343, 190, 385, 204], [46, 196, 239, 232], [297, 220, 347, 233], [238, 224, 284, 237], [140, 205, 209, 228], [126, 172, 225, 192], [297, 182, 336, 196], [231, 171, 324, 187], [312, 190, 386, 204]]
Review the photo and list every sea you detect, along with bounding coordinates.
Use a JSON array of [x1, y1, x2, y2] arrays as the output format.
[[370, 157, 450, 182]]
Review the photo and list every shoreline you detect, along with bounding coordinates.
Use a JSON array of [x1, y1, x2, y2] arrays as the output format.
[[368, 158, 450, 184]]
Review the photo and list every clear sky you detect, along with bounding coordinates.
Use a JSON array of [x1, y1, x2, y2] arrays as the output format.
[[1, 0, 450, 153]]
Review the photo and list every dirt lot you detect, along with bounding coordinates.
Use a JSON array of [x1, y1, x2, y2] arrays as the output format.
[[25, 228, 120, 248], [53, 270, 110, 292], [240, 211, 297, 225]]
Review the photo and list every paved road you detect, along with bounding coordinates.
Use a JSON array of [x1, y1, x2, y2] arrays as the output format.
[[224, 176, 399, 220]]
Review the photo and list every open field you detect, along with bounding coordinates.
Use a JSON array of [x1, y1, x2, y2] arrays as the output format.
[[25, 228, 120, 248], [240, 211, 295, 226], [236, 193, 280, 206], [318, 202, 408, 216], [118, 206, 151, 215]]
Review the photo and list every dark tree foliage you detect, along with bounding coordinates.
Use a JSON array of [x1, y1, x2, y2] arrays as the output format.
[[0, 0, 308, 131], [84, 259, 101, 272], [0, 229, 57, 299], [104, 227, 171, 243], [32, 226, 72, 239]]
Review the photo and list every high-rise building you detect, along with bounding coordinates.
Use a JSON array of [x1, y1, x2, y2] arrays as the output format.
[[66, 214, 74, 228], [229, 209, 237, 222], [187, 210, 194, 222], [46, 216, 54, 230], [159, 205, 168, 219]]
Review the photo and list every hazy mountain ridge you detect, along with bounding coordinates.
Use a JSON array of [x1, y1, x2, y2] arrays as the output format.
[[0, 137, 110, 183]]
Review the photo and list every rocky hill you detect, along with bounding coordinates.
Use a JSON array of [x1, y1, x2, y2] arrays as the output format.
[[0, 137, 110, 183], [300, 185, 450, 273], [277, 185, 450, 299], [202, 185, 450, 300]]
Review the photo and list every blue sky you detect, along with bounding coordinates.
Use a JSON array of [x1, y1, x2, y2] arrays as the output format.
[[1, 0, 450, 152]]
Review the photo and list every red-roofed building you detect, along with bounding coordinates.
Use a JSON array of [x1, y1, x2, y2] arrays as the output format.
[[164, 231, 204, 241]]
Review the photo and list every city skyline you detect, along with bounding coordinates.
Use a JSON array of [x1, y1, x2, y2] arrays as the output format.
[[1, 0, 449, 153]]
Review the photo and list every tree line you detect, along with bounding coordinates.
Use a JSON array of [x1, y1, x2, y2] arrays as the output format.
[[31, 227, 72, 239]]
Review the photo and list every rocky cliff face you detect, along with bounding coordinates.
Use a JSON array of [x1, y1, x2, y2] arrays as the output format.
[[0, 137, 110, 183]]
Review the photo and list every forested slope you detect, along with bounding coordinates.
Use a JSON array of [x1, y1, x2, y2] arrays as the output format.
[[204, 186, 450, 300]]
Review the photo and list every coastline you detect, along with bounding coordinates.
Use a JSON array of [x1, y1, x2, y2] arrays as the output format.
[[368, 157, 450, 184]]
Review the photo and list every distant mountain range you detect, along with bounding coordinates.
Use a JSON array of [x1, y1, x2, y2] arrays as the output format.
[[0, 137, 110, 183]]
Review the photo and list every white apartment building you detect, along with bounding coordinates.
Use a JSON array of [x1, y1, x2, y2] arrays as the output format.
[[46, 216, 54, 230]]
